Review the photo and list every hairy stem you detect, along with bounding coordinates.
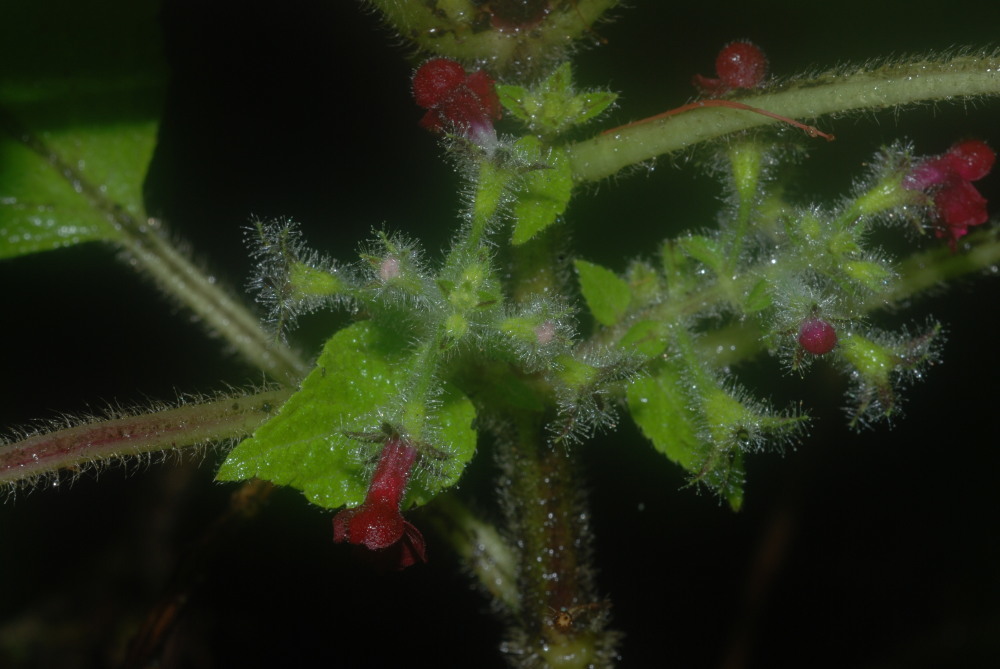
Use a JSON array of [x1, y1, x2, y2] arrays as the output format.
[[497, 412, 614, 668], [0, 389, 291, 490], [568, 52, 1000, 182], [699, 228, 1000, 373], [423, 493, 520, 612], [367, 0, 619, 76], [118, 222, 309, 385], [7, 123, 309, 385]]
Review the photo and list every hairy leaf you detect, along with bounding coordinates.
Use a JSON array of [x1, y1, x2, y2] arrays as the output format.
[[575, 258, 631, 325], [216, 321, 477, 510], [510, 136, 573, 245]]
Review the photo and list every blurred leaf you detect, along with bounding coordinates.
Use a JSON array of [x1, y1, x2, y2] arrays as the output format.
[[216, 321, 478, 510], [0, 0, 165, 259], [678, 234, 726, 275]]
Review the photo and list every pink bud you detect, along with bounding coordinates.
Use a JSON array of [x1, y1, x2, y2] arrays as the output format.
[[798, 318, 837, 355]]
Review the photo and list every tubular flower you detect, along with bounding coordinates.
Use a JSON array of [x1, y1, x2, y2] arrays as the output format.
[[333, 436, 427, 570], [904, 140, 995, 249]]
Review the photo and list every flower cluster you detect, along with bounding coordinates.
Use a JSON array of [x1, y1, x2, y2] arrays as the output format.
[[332, 436, 427, 570], [904, 139, 996, 249], [412, 58, 502, 147]]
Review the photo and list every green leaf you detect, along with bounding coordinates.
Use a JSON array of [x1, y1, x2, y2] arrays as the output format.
[[0, 137, 120, 257], [620, 320, 669, 358], [216, 321, 478, 510], [574, 258, 631, 326], [678, 234, 726, 274], [628, 363, 747, 510], [496, 62, 617, 137], [743, 279, 772, 312], [510, 136, 573, 245], [626, 362, 702, 472], [0, 0, 164, 259]]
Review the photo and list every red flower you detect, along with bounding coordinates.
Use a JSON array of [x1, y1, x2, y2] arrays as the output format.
[[333, 436, 427, 570], [904, 140, 995, 250], [412, 58, 502, 147]]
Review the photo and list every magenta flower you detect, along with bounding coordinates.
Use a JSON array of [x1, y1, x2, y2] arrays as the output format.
[[904, 140, 995, 250], [412, 58, 502, 147], [333, 436, 427, 570]]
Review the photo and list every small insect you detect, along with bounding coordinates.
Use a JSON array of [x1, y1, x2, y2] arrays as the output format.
[[547, 602, 606, 633]]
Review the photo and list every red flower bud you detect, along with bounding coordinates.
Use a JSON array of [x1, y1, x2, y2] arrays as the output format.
[[412, 58, 502, 147], [798, 318, 838, 356], [693, 41, 768, 97], [715, 41, 768, 90]]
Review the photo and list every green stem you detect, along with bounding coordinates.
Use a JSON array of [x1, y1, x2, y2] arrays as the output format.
[[587, 225, 1000, 376], [568, 53, 1000, 182], [9, 124, 309, 385], [119, 222, 308, 385], [0, 388, 291, 490], [884, 226, 1000, 304], [367, 0, 620, 76], [422, 493, 520, 613]]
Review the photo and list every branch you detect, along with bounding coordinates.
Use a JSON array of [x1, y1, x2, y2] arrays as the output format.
[[0, 388, 292, 493], [568, 52, 1000, 182]]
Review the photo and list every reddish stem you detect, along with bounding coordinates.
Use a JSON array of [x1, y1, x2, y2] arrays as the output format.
[[602, 99, 835, 141]]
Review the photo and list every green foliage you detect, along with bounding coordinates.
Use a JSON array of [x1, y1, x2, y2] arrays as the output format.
[[575, 258, 631, 325], [509, 136, 573, 245], [216, 320, 477, 509], [497, 62, 617, 138], [5, 2, 1000, 665], [0, 0, 164, 259]]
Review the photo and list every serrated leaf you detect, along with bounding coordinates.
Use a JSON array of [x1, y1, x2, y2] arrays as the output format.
[[574, 258, 631, 326], [627, 362, 746, 511], [216, 321, 477, 510], [496, 84, 533, 125], [626, 363, 702, 471], [0, 0, 164, 259], [511, 136, 573, 245]]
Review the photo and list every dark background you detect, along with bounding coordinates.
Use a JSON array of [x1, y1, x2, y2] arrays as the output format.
[[2, 1, 1000, 667]]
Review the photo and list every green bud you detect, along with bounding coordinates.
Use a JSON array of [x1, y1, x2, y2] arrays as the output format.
[[554, 355, 598, 391], [288, 262, 346, 299], [728, 142, 765, 205], [842, 260, 894, 291], [840, 333, 893, 388], [445, 312, 468, 341], [797, 212, 823, 243]]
